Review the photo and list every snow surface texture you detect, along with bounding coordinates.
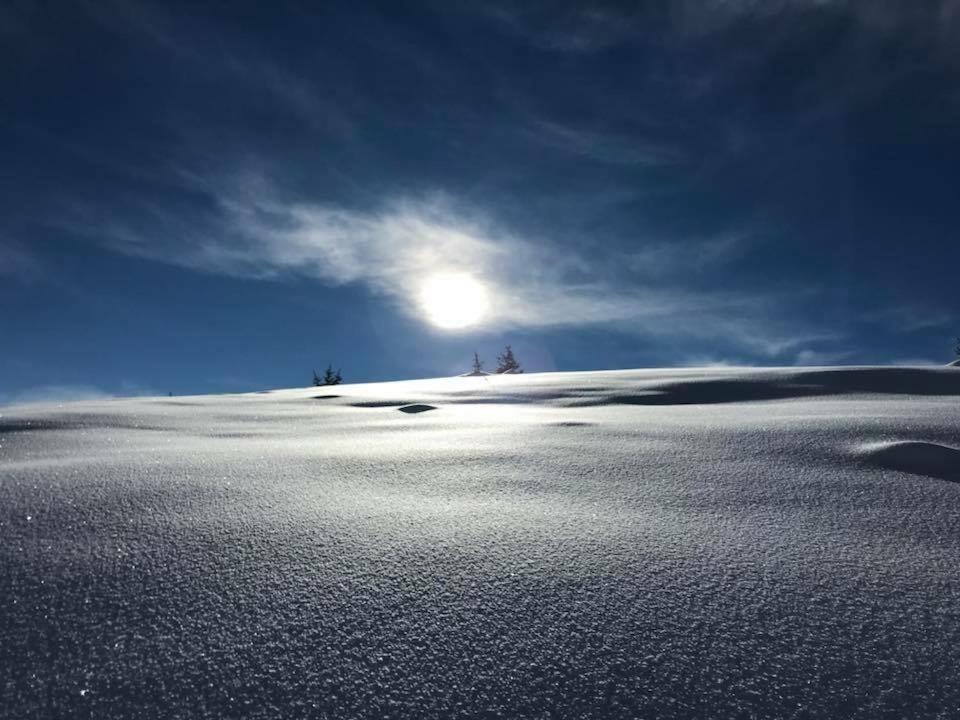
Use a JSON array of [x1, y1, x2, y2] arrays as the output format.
[[3, 366, 960, 719]]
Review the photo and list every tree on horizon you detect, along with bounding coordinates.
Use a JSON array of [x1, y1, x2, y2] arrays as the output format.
[[496, 345, 522, 374], [314, 365, 342, 386], [324, 365, 342, 385], [472, 352, 484, 374]]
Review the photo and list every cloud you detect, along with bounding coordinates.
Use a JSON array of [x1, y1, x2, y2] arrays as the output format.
[[0, 384, 115, 407], [624, 232, 751, 276], [65, 166, 838, 359], [676, 356, 745, 368], [479, 4, 640, 54], [0, 381, 158, 407], [81, 0, 353, 138], [864, 305, 953, 332], [0, 239, 44, 284], [529, 120, 685, 167], [791, 348, 856, 366], [481, 1, 847, 54], [17, 0, 855, 362], [883, 357, 945, 367], [668, 0, 960, 70]]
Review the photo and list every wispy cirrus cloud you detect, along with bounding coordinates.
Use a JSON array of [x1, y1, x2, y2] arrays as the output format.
[[864, 305, 953, 333], [480, 1, 847, 55], [529, 120, 685, 167], [63, 166, 837, 360], [21, 0, 879, 365], [624, 232, 752, 276], [883, 357, 945, 367], [792, 348, 856, 367], [0, 384, 114, 407], [0, 239, 44, 284], [16, 0, 883, 369], [677, 357, 742, 369], [481, 4, 641, 54], [79, 0, 354, 139], [0, 381, 158, 407]]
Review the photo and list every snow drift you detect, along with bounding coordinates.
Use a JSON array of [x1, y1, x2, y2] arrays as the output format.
[[2, 366, 960, 718], [858, 440, 960, 482]]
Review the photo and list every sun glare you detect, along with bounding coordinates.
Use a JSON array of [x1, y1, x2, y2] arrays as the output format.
[[419, 272, 489, 329]]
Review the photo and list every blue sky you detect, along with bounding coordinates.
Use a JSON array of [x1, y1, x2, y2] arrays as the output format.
[[3, 1, 959, 400]]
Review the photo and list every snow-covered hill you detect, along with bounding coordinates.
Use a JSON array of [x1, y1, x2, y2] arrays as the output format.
[[3, 367, 960, 718]]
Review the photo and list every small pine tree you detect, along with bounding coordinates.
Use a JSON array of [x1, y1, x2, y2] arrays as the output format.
[[472, 352, 484, 374], [496, 345, 522, 374], [312, 369, 323, 387], [322, 365, 342, 386]]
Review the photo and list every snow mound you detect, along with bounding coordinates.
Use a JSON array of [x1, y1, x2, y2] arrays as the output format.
[[949, 359, 960, 367], [566, 366, 960, 406], [352, 366, 960, 409], [858, 441, 960, 482]]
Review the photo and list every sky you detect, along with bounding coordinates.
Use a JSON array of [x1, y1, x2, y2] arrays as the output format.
[[3, 0, 960, 400]]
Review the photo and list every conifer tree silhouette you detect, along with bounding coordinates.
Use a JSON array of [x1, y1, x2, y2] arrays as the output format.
[[496, 345, 522, 374], [322, 365, 342, 386]]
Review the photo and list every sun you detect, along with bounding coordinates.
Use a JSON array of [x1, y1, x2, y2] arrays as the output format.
[[419, 272, 489, 329]]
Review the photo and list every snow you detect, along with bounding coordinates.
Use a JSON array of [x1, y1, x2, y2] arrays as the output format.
[[857, 440, 960, 482], [3, 366, 960, 718]]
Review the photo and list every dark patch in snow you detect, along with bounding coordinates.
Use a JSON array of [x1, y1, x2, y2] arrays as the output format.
[[351, 400, 420, 408], [0, 419, 78, 434], [571, 368, 960, 407], [551, 421, 594, 427], [574, 383, 823, 406], [397, 404, 437, 414], [440, 389, 593, 405], [451, 396, 561, 405], [311, 394, 342, 400], [0, 416, 166, 434]]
